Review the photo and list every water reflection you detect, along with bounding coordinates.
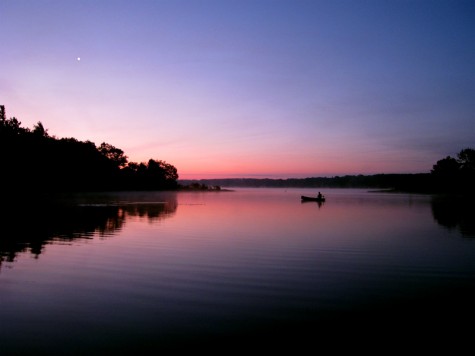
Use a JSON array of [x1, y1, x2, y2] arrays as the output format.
[[431, 196, 475, 237], [300, 200, 324, 208], [1, 189, 474, 353], [0, 192, 177, 270], [2, 190, 473, 273]]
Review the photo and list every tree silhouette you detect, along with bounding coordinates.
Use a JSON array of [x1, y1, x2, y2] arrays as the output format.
[[0, 115, 26, 136], [32, 121, 49, 137], [431, 156, 460, 175], [98, 142, 128, 168], [431, 148, 475, 193], [124, 159, 179, 190], [0, 106, 179, 193], [457, 148, 475, 172]]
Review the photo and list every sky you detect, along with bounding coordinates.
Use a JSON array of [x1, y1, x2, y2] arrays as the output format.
[[1, 0, 474, 179]]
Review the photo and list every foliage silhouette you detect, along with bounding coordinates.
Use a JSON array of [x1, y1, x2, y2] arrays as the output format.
[[98, 142, 128, 168], [430, 148, 475, 193], [181, 148, 474, 194], [0, 105, 178, 193], [1, 105, 472, 194]]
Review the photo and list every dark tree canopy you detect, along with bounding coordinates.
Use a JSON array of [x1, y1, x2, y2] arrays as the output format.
[[120, 159, 178, 190], [1, 105, 471, 195], [98, 142, 128, 168], [32, 121, 49, 137], [430, 148, 475, 193], [457, 148, 475, 172], [431, 148, 475, 177], [0, 106, 179, 194], [431, 156, 460, 176]]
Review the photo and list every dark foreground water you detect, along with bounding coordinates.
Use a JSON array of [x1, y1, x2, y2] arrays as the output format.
[[1, 188, 474, 354]]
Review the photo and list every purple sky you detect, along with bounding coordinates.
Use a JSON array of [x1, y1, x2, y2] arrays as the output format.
[[1, 0, 474, 179]]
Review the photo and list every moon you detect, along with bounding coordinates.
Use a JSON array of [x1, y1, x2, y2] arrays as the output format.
[[77, 57, 81, 61]]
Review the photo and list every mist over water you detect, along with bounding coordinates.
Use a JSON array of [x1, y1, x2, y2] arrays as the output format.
[[1, 188, 474, 353]]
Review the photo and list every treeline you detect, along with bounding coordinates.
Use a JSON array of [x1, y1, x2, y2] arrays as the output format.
[[179, 174, 431, 190], [0, 106, 178, 193], [2, 106, 472, 195], [180, 148, 475, 194], [430, 148, 475, 193]]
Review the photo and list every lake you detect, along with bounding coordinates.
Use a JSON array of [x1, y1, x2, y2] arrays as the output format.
[[1, 188, 474, 354]]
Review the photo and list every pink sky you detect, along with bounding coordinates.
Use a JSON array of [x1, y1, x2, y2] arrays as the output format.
[[1, 1, 473, 179]]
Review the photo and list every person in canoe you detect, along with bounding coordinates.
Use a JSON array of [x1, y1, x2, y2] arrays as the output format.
[[301, 192, 325, 202]]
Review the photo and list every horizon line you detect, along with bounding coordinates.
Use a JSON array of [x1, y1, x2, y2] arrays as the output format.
[[178, 172, 430, 181]]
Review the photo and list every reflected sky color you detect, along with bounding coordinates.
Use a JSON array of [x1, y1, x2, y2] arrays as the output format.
[[1, 189, 474, 353], [1, 0, 474, 178]]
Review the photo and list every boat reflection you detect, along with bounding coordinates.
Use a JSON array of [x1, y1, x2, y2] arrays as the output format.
[[0, 192, 177, 270], [300, 195, 325, 208]]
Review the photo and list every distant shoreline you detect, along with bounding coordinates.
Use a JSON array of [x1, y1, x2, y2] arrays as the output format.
[[179, 174, 429, 190], [178, 174, 474, 196]]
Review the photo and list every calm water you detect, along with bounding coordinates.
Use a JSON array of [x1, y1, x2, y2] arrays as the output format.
[[1, 188, 474, 353]]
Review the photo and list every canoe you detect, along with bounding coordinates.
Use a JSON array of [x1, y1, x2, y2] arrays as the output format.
[[301, 195, 325, 202]]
